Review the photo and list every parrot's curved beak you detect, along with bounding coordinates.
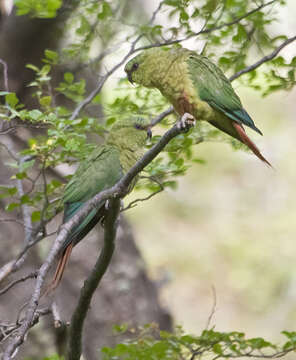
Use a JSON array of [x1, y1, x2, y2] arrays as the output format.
[[147, 127, 152, 139], [127, 71, 134, 84]]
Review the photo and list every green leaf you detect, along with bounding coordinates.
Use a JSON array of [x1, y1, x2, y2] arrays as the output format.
[[21, 159, 35, 171], [16, 172, 27, 180], [64, 72, 74, 84], [8, 187, 18, 195], [112, 324, 128, 334], [76, 16, 91, 35], [40, 96, 52, 107], [28, 109, 43, 121], [44, 49, 59, 64], [6, 202, 20, 212], [51, 179, 62, 188], [20, 194, 30, 204], [40, 64, 51, 76], [31, 211, 41, 222], [0, 186, 17, 199], [15, 0, 62, 18], [5, 93, 19, 108], [26, 64, 40, 72], [213, 343, 223, 355], [97, 1, 112, 20]]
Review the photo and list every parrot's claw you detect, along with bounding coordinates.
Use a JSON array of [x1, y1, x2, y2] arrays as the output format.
[[105, 199, 124, 210], [105, 200, 110, 210], [177, 113, 196, 131]]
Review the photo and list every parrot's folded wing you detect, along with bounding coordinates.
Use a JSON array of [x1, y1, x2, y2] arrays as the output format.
[[187, 54, 263, 135], [61, 145, 123, 249]]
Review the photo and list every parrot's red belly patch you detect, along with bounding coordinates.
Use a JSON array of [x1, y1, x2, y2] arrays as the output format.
[[175, 93, 194, 115]]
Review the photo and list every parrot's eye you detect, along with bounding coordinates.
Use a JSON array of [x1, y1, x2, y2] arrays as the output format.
[[132, 63, 139, 71], [134, 123, 143, 130]]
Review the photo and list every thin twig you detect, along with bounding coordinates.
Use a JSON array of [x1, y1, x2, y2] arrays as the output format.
[[0, 218, 28, 228], [0, 58, 9, 91], [150, 106, 174, 127], [0, 221, 54, 283], [0, 271, 37, 296], [122, 175, 165, 211], [0, 123, 49, 135], [51, 301, 63, 328], [67, 198, 120, 360], [122, 187, 164, 211], [230, 35, 296, 81], [0, 308, 51, 344], [0, 141, 18, 161], [205, 286, 217, 330]]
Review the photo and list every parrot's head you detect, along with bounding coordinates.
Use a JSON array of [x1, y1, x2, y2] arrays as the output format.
[[124, 48, 172, 88], [107, 117, 152, 149]]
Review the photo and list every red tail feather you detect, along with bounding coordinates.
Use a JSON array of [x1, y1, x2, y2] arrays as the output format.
[[232, 122, 272, 167], [43, 243, 74, 296]]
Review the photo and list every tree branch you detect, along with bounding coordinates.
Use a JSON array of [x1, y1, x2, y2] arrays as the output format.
[[0, 271, 37, 296], [122, 187, 164, 211], [0, 308, 51, 345], [150, 106, 174, 127], [3, 119, 193, 360], [230, 35, 296, 81], [136, 0, 278, 51], [67, 198, 120, 360]]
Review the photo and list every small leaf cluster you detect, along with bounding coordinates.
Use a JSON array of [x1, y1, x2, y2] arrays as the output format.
[[62, 0, 114, 61], [0, 51, 106, 225], [101, 324, 296, 360], [14, 0, 62, 18]]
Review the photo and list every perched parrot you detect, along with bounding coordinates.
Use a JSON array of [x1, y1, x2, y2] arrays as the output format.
[[47, 117, 150, 292], [124, 47, 270, 166]]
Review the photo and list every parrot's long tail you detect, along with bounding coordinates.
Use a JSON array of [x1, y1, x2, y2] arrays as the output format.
[[232, 122, 272, 167], [42, 243, 74, 297]]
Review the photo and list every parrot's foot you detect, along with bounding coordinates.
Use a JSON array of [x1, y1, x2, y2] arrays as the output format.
[[105, 200, 110, 210], [177, 113, 196, 131], [119, 199, 124, 211], [105, 199, 124, 210]]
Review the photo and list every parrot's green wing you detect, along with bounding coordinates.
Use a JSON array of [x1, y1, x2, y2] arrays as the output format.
[[187, 54, 262, 135], [61, 145, 123, 250]]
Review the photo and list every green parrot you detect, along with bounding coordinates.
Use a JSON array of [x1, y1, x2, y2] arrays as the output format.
[[48, 117, 150, 291], [124, 47, 270, 166]]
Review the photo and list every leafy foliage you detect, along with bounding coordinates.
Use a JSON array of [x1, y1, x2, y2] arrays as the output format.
[[38, 325, 296, 360], [14, 0, 62, 18], [101, 325, 296, 360]]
